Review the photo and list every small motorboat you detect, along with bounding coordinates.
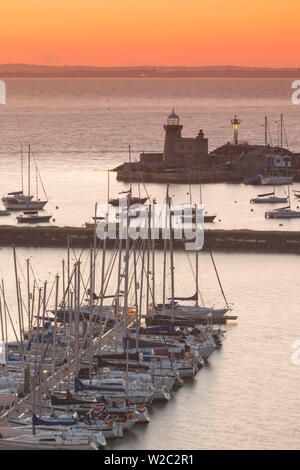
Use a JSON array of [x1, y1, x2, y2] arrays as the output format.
[[265, 206, 300, 219], [203, 214, 216, 223], [250, 192, 288, 204], [0, 426, 106, 450], [181, 212, 216, 223], [260, 176, 293, 185], [2, 191, 33, 204], [109, 196, 148, 207], [6, 199, 48, 211], [17, 211, 52, 224], [243, 174, 262, 185]]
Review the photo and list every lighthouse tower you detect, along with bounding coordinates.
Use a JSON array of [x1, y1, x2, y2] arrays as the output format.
[[231, 114, 241, 145], [163, 109, 183, 165]]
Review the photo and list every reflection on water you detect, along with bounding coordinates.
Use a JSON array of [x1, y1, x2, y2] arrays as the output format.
[[0, 79, 299, 449], [0, 78, 299, 230], [0, 247, 299, 449]]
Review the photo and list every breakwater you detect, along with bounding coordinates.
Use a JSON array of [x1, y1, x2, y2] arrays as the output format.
[[0, 225, 300, 253]]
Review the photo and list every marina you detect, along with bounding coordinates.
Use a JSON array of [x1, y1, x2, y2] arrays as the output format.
[[0, 77, 299, 451], [0, 246, 299, 450], [0, 221, 236, 449]]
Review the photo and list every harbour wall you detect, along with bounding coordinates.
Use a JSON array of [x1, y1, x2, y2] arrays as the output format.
[[0, 225, 300, 253], [116, 169, 300, 184]]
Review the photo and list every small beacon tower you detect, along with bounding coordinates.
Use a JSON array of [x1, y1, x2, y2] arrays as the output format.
[[231, 114, 241, 145], [163, 109, 183, 164]]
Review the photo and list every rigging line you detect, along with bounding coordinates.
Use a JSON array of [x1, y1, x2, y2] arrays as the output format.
[[185, 251, 205, 307], [267, 120, 273, 147], [101, 236, 120, 291], [102, 242, 120, 299], [0, 283, 26, 359], [209, 249, 229, 308], [141, 179, 150, 200], [70, 247, 90, 304], [75, 235, 141, 352], [45, 278, 56, 310], [81, 239, 121, 341], [64, 249, 85, 298], [60, 263, 77, 307], [76, 240, 103, 305], [16, 253, 27, 285], [283, 119, 289, 150], [91, 236, 118, 304], [31, 148, 48, 200]]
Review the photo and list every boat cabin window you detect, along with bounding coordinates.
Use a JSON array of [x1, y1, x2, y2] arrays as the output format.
[[39, 438, 56, 442]]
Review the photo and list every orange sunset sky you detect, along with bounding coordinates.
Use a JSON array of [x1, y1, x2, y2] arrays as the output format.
[[1, 0, 299, 67]]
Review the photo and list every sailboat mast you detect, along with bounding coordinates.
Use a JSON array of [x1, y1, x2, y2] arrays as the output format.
[[288, 183, 291, 208], [13, 247, 24, 350], [199, 175, 203, 206], [36, 167, 38, 200], [168, 190, 175, 323], [280, 113, 283, 149], [21, 144, 24, 193], [107, 170, 110, 202], [26, 259, 31, 330], [89, 248, 94, 384], [128, 145, 132, 193], [137, 242, 146, 354], [51, 275, 59, 396], [28, 144, 31, 197], [265, 116, 268, 147], [209, 249, 229, 308], [195, 250, 199, 307], [188, 165, 192, 205], [162, 187, 169, 315], [123, 199, 130, 343], [151, 202, 156, 309]]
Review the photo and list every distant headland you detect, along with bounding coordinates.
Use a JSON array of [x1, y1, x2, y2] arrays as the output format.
[[1, 64, 300, 78]]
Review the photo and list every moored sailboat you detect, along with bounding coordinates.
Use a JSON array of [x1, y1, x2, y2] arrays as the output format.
[[3, 145, 48, 211]]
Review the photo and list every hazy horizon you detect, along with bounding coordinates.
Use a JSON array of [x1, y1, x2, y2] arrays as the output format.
[[1, 64, 300, 69]]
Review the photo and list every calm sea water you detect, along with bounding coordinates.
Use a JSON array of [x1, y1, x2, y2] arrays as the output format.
[[0, 79, 299, 449], [1, 246, 299, 450], [0, 78, 300, 229]]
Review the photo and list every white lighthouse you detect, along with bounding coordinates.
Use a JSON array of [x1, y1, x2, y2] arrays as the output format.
[[231, 114, 241, 145]]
